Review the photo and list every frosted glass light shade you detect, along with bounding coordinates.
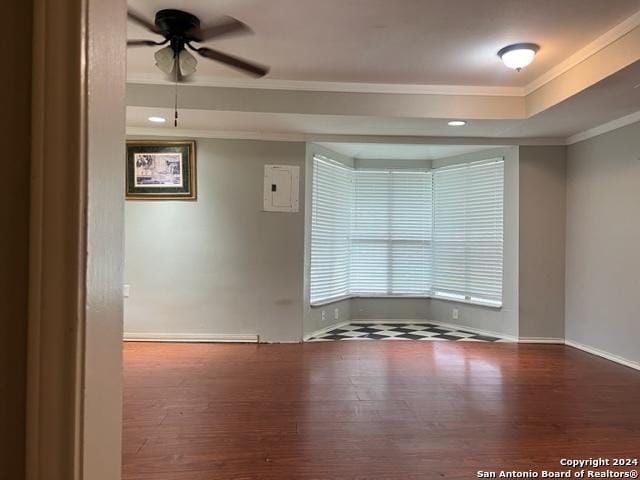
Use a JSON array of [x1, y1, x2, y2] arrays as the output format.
[[179, 50, 197, 76], [498, 43, 539, 71], [154, 46, 175, 75]]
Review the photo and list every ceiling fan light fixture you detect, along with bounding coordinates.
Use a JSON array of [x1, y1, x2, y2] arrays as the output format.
[[448, 120, 467, 127], [154, 46, 176, 75], [179, 49, 198, 76], [498, 43, 539, 71], [148, 116, 166, 123]]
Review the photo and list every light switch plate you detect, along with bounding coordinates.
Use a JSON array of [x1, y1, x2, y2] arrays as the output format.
[[123, 284, 130, 298]]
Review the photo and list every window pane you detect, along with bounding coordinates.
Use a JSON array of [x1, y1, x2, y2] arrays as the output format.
[[351, 169, 432, 295], [309, 156, 354, 304], [433, 159, 504, 304]]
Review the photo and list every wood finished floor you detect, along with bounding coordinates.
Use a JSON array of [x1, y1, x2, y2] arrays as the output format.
[[123, 341, 640, 480]]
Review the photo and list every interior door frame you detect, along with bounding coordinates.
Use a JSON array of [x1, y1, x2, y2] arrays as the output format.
[[27, 0, 126, 478]]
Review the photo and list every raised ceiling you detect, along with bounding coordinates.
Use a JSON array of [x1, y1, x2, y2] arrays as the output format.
[[126, 1, 640, 144], [127, 0, 640, 86], [126, 60, 640, 140]]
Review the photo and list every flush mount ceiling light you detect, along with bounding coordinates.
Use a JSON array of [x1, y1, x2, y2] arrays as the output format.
[[448, 120, 467, 126], [498, 43, 540, 71], [148, 116, 167, 123]]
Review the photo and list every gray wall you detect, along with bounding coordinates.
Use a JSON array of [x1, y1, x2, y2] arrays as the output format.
[[518, 146, 566, 339], [124, 138, 306, 342], [304, 299, 352, 337], [566, 121, 640, 364], [430, 147, 520, 338], [351, 298, 428, 320], [127, 134, 637, 352]]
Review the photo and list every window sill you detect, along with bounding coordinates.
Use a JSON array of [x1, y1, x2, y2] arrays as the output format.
[[430, 294, 502, 310], [310, 295, 352, 307], [311, 294, 502, 309]]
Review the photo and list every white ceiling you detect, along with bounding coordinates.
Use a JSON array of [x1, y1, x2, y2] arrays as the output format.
[[127, 0, 640, 86], [315, 143, 496, 160], [126, 1, 640, 144]]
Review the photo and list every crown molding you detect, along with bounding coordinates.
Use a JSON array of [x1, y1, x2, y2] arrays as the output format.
[[126, 126, 566, 145], [524, 9, 640, 95], [566, 110, 640, 145], [126, 126, 306, 141], [126, 73, 525, 97]]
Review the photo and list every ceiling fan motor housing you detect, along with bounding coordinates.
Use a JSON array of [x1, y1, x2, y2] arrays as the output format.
[[154, 9, 200, 37]]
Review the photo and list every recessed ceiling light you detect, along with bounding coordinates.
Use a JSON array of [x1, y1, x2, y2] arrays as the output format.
[[448, 120, 467, 127], [148, 116, 166, 123], [498, 43, 540, 71]]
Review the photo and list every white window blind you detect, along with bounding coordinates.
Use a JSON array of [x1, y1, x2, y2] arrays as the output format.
[[432, 159, 504, 306], [351, 170, 432, 296], [309, 156, 354, 304], [309, 156, 504, 307]]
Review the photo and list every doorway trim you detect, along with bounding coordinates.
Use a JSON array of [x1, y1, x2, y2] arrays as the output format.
[[26, 0, 126, 478]]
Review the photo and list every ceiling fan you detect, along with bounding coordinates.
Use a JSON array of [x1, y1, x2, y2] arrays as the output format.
[[127, 8, 270, 81]]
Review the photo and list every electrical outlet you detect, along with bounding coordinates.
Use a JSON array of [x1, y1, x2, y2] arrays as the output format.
[[321, 310, 326, 322], [452, 308, 459, 320], [123, 284, 130, 298], [334, 308, 340, 320]]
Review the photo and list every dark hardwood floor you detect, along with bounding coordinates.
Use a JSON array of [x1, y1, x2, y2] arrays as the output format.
[[122, 341, 640, 480]]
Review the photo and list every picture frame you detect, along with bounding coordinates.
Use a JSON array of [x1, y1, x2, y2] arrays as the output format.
[[126, 140, 197, 200]]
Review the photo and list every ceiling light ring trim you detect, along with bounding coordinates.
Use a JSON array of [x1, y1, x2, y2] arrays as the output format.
[[498, 43, 540, 71], [497, 43, 540, 59]]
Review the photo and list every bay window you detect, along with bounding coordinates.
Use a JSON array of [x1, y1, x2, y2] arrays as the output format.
[[309, 155, 504, 307]]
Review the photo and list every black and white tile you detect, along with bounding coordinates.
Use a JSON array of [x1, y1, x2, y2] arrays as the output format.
[[307, 323, 504, 342]]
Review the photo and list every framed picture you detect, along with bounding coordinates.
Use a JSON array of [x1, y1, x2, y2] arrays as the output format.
[[126, 140, 196, 200]]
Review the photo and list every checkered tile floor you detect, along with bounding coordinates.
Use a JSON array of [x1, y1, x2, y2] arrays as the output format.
[[307, 323, 504, 342]]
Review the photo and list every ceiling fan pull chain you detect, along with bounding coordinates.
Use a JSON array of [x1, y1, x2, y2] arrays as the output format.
[[174, 57, 179, 128]]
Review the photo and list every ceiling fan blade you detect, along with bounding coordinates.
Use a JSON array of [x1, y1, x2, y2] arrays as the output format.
[[127, 39, 164, 47], [195, 47, 269, 77], [187, 16, 252, 42], [127, 9, 161, 34]]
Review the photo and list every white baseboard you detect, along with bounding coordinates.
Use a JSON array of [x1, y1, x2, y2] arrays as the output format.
[[123, 332, 259, 343], [518, 337, 565, 344], [349, 319, 517, 342], [565, 339, 640, 371], [124, 330, 640, 372], [350, 319, 427, 324], [430, 320, 518, 342], [261, 341, 302, 344], [303, 321, 350, 341]]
